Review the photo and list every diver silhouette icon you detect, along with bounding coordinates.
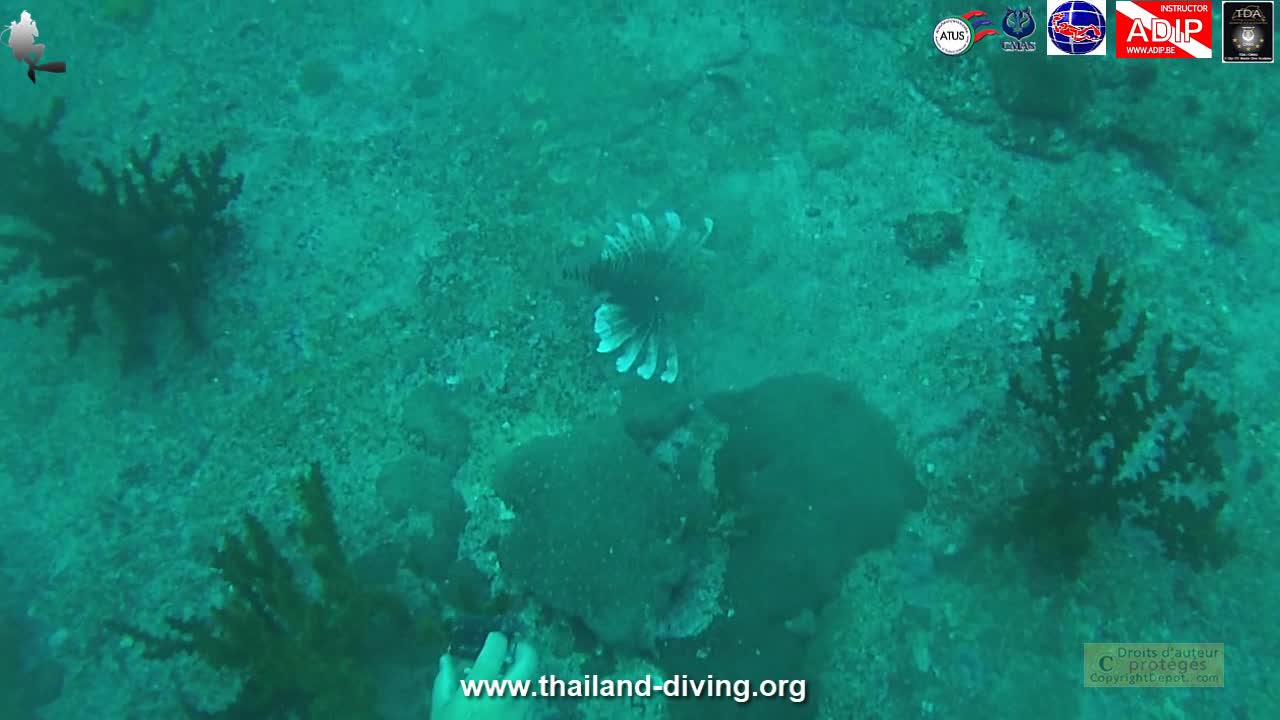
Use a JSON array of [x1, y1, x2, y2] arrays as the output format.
[[3, 11, 66, 84]]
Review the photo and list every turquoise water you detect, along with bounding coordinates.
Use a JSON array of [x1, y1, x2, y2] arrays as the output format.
[[0, 1, 1274, 719]]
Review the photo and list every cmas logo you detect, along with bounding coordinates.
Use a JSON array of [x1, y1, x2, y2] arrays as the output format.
[[1235, 25, 1263, 51], [1001, 6, 1038, 51]]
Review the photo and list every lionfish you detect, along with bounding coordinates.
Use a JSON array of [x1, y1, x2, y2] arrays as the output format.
[[573, 211, 713, 384]]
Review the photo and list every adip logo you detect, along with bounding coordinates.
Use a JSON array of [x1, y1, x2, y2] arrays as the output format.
[[933, 10, 1000, 55], [1046, 0, 1108, 55], [1115, 2, 1212, 58], [2, 10, 66, 83], [1001, 6, 1038, 51]]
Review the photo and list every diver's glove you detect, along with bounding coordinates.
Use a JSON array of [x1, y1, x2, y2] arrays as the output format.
[[431, 631, 538, 720]]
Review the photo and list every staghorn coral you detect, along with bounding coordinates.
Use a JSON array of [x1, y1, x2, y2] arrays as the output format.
[[988, 258, 1238, 577], [0, 99, 243, 369], [110, 465, 426, 719]]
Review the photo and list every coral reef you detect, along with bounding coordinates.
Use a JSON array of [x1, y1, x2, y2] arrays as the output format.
[[490, 372, 922, 720], [492, 417, 713, 652], [111, 465, 426, 719], [991, 258, 1238, 577], [662, 373, 923, 720], [0, 99, 243, 368]]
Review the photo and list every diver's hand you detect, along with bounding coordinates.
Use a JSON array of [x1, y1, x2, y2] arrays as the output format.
[[431, 631, 538, 720]]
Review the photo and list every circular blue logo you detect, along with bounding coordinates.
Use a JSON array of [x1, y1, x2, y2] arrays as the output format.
[[1047, 1, 1106, 54]]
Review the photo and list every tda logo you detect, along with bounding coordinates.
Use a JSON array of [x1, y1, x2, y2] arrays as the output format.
[[1222, 1, 1275, 63], [933, 10, 1000, 55], [1116, 2, 1212, 58], [1232, 4, 1267, 20]]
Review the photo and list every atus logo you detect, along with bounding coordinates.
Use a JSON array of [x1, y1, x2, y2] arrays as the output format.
[[933, 10, 1000, 55]]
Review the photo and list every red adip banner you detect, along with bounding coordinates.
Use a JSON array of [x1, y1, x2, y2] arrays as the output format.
[[1115, 1, 1214, 58]]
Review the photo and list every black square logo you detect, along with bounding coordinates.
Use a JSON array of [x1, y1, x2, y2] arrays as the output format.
[[1223, 1, 1275, 62]]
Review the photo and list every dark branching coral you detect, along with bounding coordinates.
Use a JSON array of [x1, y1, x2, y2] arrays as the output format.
[[112, 465, 415, 719], [0, 99, 243, 368], [993, 258, 1237, 577], [0, 600, 65, 719], [574, 211, 713, 384]]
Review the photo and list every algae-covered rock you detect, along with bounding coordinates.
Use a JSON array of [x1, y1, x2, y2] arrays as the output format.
[[493, 419, 711, 652]]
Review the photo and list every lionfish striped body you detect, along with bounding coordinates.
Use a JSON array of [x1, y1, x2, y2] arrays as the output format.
[[578, 211, 713, 383]]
